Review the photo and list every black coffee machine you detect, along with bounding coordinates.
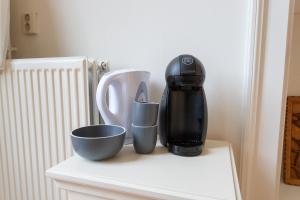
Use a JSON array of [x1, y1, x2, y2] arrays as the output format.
[[159, 55, 207, 156]]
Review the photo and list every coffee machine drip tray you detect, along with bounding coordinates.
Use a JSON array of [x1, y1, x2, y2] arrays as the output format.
[[168, 142, 204, 156]]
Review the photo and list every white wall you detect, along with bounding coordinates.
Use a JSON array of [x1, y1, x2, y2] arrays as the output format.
[[10, 0, 250, 164], [288, 14, 300, 95]]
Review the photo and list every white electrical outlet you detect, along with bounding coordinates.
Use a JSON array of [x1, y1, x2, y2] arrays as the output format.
[[23, 12, 39, 34]]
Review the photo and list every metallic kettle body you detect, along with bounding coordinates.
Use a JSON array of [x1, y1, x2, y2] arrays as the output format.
[[159, 55, 208, 156]]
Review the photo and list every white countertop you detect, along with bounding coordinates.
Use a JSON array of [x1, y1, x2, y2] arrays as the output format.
[[46, 140, 240, 200], [280, 181, 300, 200]]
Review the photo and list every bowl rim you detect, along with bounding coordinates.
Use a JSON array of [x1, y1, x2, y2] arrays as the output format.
[[71, 124, 126, 139]]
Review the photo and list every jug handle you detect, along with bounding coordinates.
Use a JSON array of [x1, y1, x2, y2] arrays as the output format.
[[96, 73, 121, 125]]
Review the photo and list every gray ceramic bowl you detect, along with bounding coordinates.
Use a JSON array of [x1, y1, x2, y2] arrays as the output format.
[[71, 124, 126, 161]]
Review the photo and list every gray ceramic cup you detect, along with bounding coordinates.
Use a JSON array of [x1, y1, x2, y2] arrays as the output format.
[[132, 101, 159, 126], [131, 124, 157, 154]]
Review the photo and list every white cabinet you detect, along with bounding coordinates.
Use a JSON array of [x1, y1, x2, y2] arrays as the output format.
[[46, 140, 241, 200]]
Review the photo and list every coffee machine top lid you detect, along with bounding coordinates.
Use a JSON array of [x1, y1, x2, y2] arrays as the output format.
[[165, 54, 205, 81]]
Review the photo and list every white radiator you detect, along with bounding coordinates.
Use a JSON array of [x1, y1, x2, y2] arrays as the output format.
[[0, 57, 104, 200]]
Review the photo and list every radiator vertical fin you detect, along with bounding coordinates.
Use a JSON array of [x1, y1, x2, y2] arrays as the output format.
[[0, 57, 90, 200]]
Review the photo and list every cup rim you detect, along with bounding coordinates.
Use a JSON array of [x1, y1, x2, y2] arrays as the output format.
[[71, 124, 126, 139], [131, 123, 158, 128]]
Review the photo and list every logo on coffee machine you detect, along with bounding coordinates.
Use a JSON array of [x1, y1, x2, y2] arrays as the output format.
[[182, 56, 194, 65]]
